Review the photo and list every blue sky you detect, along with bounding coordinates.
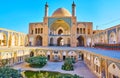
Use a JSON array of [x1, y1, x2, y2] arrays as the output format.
[[0, 0, 120, 33]]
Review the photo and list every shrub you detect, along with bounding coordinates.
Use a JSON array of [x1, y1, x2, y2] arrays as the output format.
[[62, 58, 74, 71], [25, 56, 47, 68], [24, 71, 83, 78], [0, 66, 21, 78]]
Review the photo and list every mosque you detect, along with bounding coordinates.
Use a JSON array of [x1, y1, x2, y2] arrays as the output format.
[[0, 2, 120, 78]]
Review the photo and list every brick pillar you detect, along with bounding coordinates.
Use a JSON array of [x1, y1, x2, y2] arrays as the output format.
[[50, 50, 53, 61], [105, 59, 108, 78], [76, 51, 79, 61], [60, 51, 63, 61]]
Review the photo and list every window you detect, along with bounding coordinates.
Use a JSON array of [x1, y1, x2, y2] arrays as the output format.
[[77, 28, 79, 34], [88, 29, 90, 34], [83, 28, 85, 34], [31, 30, 33, 34], [80, 28, 82, 34], [35, 28, 37, 34], [41, 28, 43, 34], [38, 28, 40, 34]]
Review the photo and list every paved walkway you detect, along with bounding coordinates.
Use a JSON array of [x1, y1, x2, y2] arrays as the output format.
[[13, 61, 97, 78]]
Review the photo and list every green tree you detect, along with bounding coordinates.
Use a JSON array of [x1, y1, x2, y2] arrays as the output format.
[[0, 66, 21, 78], [25, 56, 47, 68], [0, 59, 22, 78], [62, 58, 74, 71]]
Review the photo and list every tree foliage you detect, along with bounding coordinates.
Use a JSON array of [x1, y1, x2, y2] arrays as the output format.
[[62, 58, 75, 71], [24, 71, 83, 78], [0, 66, 21, 78], [25, 56, 47, 68]]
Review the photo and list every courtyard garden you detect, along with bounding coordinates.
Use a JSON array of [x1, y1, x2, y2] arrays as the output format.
[[24, 70, 83, 78], [25, 56, 47, 68]]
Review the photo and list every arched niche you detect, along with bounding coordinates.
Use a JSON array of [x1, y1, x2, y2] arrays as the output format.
[[108, 63, 120, 77], [109, 31, 116, 44]]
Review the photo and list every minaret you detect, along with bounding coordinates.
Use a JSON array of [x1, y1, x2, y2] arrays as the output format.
[[45, 2, 48, 17], [72, 1, 76, 16]]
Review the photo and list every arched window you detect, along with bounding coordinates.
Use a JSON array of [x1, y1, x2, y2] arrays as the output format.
[[30, 51, 34, 57], [57, 37, 64, 46], [77, 28, 79, 34], [109, 32, 116, 44], [41, 28, 43, 34], [58, 29, 63, 35]]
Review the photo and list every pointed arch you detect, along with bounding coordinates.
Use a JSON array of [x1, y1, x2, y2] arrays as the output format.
[[0, 32, 7, 46], [108, 63, 120, 77], [36, 35, 42, 46], [58, 29, 63, 35], [57, 37, 64, 46], [30, 51, 34, 57], [77, 36, 84, 46], [109, 32, 116, 44], [50, 37, 54, 46]]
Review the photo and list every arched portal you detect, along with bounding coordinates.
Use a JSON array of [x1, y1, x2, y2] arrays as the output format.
[[50, 19, 70, 35], [36, 35, 42, 46], [94, 57, 100, 74], [30, 51, 34, 57], [78, 52, 84, 60], [50, 38, 54, 46], [77, 36, 84, 46], [47, 51, 50, 60], [57, 37, 64, 46], [62, 51, 66, 60], [58, 29, 63, 35]]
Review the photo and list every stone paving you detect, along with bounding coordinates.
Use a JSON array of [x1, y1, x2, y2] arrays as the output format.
[[13, 61, 97, 78]]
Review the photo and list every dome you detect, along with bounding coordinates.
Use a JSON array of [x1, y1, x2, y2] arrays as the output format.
[[52, 8, 71, 17]]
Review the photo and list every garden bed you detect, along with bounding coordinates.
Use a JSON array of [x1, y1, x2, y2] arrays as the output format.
[[24, 70, 83, 78]]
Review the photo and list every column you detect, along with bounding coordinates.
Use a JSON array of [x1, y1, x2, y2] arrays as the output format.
[[13, 51, 17, 64], [105, 59, 108, 78], [99, 57, 102, 77], [60, 51, 63, 61], [76, 51, 79, 61], [50, 50, 53, 61]]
